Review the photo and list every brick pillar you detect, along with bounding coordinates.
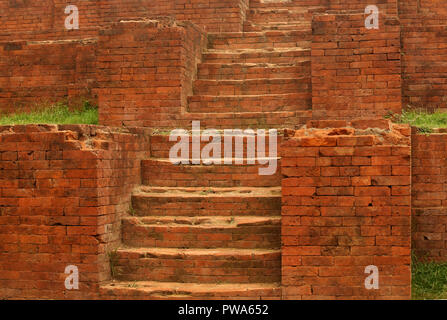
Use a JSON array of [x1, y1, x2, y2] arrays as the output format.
[[311, 12, 401, 119], [281, 119, 411, 300], [96, 17, 206, 128]]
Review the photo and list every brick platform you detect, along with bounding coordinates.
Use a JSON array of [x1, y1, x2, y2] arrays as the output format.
[[0, 125, 149, 299], [1, 0, 447, 126]]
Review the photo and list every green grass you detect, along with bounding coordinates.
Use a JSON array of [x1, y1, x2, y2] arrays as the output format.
[[388, 108, 447, 133], [412, 257, 447, 300], [0, 101, 98, 126]]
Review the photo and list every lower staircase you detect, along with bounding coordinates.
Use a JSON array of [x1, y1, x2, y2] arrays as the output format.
[[100, 134, 282, 299]]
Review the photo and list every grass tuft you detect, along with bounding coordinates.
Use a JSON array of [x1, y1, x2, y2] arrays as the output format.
[[108, 249, 120, 278], [387, 107, 447, 133], [0, 101, 98, 126], [412, 255, 447, 300], [128, 205, 136, 216]]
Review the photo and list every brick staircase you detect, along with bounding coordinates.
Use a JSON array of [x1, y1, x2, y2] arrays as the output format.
[[100, 131, 283, 299], [182, 0, 325, 129], [100, 0, 320, 299]]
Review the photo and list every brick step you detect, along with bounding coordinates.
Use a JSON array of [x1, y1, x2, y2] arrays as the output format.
[[188, 93, 311, 113], [208, 30, 311, 50], [181, 110, 310, 128], [131, 186, 281, 217], [112, 247, 281, 283], [202, 48, 310, 64], [243, 21, 311, 32], [246, 8, 317, 22], [121, 216, 281, 249], [249, 0, 323, 9], [149, 133, 283, 159], [100, 281, 281, 300], [193, 78, 310, 95], [141, 158, 281, 187], [209, 39, 311, 50], [197, 62, 310, 80]]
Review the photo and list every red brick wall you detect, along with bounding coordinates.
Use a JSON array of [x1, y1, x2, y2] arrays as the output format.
[[0, 16, 207, 127], [401, 26, 447, 111], [311, 12, 402, 120], [310, 0, 447, 114], [281, 119, 411, 300], [399, 0, 447, 23], [326, 0, 398, 15], [0, 0, 248, 41], [412, 130, 447, 261], [96, 18, 206, 128], [0, 0, 100, 40], [0, 124, 149, 299], [0, 39, 97, 112], [400, 0, 447, 111]]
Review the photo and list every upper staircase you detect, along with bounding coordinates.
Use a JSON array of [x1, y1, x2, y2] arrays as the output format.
[[181, 0, 325, 129]]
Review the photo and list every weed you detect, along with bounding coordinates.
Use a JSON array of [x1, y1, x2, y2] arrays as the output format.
[[412, 254, 447, 300], [129, 205, 136, 216], [388, 106, 447, 132], [108, 249, 120, 278], [0, 101, 98, 125]]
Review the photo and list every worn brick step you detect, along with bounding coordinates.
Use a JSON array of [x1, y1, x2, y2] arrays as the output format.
[[202, 48, 310, 64], [246, 8, 317, 21], [197, 62, 310, 80], [209, 39, 311, 50], [150, 132, 283, 159], [121, 216, 281, 249], [100, 281, 281, 300], [141, 158, 281, 187], [188, 93, 310, 113], [193, 78, 310, 95], [208, 30, 311, 50], [131, 186, 282, 217], [181, 111, 311, 129], [243, 22, 311, 32], [113, 247, 281, 283], [249, 0, 322, 9]]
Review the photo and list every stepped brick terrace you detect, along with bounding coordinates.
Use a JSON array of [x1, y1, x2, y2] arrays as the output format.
[[1, 0, 447, 300]]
